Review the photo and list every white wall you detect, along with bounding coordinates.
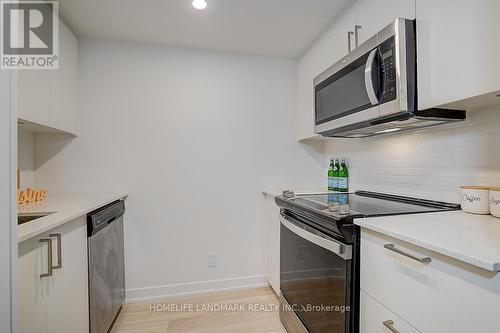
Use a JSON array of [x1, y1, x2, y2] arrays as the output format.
[[34, 38, 324, 300], [18, 129, 35, 189], [323, 106, 500, 203], [1, 70, 16, 332]]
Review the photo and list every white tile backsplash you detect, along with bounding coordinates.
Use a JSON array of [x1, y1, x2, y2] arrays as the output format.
[[323, 106, 500, 203]]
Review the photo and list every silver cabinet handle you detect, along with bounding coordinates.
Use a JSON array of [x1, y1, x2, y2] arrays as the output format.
[[347, 31, 354, 53], [39, 238, 53, 278], [384, 244, 432, 263], [383, 320, 400, 333], [355, 25, 362, 47], [49, 233, 62, 269]]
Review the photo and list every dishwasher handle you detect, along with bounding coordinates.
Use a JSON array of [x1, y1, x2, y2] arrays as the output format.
[[88, 200, 125, 237]]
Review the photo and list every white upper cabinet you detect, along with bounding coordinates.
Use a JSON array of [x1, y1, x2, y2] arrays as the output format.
[[49, 21, 79, 135], [321, 7, 357, 71], [16, 19, 78, 135], [416, 0, 500, 110], [296, 42, 323, 141], [17, 70, 51, 127], [295, 1, 416, 141], [296, 7, 357, 142], [356, 0, 415, 46]]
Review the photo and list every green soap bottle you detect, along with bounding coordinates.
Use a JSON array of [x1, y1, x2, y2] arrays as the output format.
[[333, 158, 340, 191], [327, 158, 335, 191], [338, 158, 349, 192]]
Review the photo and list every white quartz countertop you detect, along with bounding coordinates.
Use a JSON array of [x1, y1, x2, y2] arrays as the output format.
[[18, 192, 128, 243], [355, 211, 500, 272]]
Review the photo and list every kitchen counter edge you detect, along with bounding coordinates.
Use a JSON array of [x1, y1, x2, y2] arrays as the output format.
[[17, 193, 128, 243], [354, 210, 500, 272]]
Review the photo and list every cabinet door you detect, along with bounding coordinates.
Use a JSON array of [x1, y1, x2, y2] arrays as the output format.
[[356, 0, 415, 46], [49, 21, 78, 134], [46, 216, 89, 333], [360, 291, 420, 333], [265, 194, 280, 295], [17, 237, 51, 333], [296, 7, 357, 142], [17, 70, 50, 126], [322, 6, 357, 68], [296, 42, 323, 141], [361, 229, 500, 333], [416, 0, 500, 109]]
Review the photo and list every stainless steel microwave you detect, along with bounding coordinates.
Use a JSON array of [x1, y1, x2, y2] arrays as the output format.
[[314, 18, 465, 138]]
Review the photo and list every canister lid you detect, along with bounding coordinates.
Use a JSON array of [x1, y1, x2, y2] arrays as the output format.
[[461, 186, 490, 190]]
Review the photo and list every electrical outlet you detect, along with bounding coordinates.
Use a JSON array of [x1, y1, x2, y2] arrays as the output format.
[[208, 253, 217, 267]]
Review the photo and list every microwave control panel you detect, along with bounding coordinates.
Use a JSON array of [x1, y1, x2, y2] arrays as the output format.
[[379, 36, 396, 104]]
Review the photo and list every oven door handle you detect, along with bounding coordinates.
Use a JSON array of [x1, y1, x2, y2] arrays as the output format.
[[280, 216, 352, 260]]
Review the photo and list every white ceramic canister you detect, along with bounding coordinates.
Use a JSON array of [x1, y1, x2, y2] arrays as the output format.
[[461, 186, 490, 215], [490, 188, 500, 218]]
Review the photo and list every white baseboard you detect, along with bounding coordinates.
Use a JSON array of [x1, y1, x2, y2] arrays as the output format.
[[125, 275, 269, 303]]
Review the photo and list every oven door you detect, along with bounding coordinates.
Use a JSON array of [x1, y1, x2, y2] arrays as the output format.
[[280, 214, 353, 333]]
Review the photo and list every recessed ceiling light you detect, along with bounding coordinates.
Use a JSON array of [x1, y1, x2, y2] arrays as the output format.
[[192, 0, 207, 10]]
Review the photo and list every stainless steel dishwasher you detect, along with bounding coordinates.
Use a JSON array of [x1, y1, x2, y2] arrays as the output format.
[[87, 200, 126, 333]]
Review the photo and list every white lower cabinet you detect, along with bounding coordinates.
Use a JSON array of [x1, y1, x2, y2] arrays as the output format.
[[360, 228, 500, 333], [18, 216, 89, 333], [17, 236, 50, 333], [265, 193, 280, 295], [46, 216, 89, 333], [360, 291, 420, 333]]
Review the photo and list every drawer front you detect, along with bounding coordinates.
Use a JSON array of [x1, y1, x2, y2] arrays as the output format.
[[360, 229, 500, 333], [360, 291, 420, 333]]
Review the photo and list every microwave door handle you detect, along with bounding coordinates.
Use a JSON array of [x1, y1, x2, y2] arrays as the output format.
[[365, 48, 379, 105]]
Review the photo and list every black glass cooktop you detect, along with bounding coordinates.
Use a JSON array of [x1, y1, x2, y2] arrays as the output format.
[[276, 191, 460, 240], [291, 191, 459, 217]]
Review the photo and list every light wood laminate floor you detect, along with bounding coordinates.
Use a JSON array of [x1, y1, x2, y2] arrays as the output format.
[[112, 287, 287, 333]]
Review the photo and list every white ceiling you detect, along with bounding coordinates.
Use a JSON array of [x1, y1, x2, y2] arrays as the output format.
[[59, 0, 354, 59]]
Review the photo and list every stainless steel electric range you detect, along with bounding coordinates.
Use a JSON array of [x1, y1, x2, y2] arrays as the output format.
[[275, 190, 460, 333]]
